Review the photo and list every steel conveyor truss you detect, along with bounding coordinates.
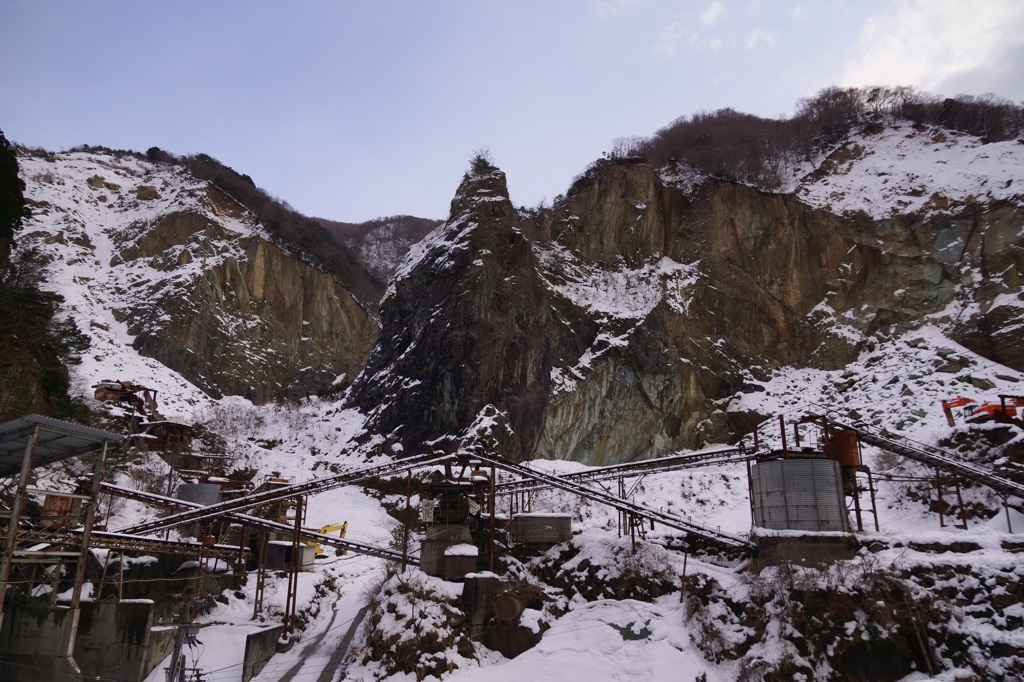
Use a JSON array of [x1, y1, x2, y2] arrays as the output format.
[[103, 482, 408, 563], [117, 451, 448, 537], [473, 452, 755, 553], [824, 417, 1024, 502], [495, 446, 754, 495]]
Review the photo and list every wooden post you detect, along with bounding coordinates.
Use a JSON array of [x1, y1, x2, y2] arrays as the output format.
[[953, 477, 968, 530], [72, 439, 107, 610], [852, 471, 864, 532], [865, 468, 880, 532], [489, 465, 496, 573], [779, 415, 788, 458], [0, 424, 40, 622], [402, 472, 411, 573], [936, 470, 945, 528]]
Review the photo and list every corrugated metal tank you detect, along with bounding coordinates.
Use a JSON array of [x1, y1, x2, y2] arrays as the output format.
[[751, 459, 849, 532]]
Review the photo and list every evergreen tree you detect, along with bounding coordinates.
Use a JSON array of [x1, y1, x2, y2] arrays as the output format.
[[0, 130, 89, 422], [0, 129, 29, 265]]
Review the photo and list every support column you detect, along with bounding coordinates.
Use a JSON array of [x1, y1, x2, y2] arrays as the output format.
[[0, 424, 40, 626]]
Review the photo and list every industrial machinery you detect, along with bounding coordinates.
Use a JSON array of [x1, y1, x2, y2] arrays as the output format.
[[307, 522, 349, 556], [941, 395, 1024, 428]]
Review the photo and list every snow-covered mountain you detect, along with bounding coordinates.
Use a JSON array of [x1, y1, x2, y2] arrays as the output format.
[[8, 109, 1024, 681]]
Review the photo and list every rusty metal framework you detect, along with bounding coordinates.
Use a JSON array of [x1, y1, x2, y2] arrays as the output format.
[[0, 415, 121, 625]]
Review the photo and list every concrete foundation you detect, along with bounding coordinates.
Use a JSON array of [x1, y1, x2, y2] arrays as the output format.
[[75, 599, 173, 682], [753, 531, 859, 569], [461, 574, 503, 640], [0, 604, 82, 682], [0, 600, 176, 682], [419, 525, 473, 578]]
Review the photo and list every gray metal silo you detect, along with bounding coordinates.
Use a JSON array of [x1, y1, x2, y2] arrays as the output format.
[[750, 459, 849, 532]]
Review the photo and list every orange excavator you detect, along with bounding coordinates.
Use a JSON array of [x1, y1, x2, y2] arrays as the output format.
[[941, 395, 1024, 428]]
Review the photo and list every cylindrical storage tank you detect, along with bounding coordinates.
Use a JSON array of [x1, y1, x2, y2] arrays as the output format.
[[751, 459, 849, 532], [824, 429, 861, 468], [176, 483, 221, 506]]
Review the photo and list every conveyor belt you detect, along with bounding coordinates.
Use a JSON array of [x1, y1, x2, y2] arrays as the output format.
[[473, 453, 754, 553], [12, 527, 244, 561], [103, 482, 409, 563], [117, 451, 448, 537], [496, 446, 753, 495]]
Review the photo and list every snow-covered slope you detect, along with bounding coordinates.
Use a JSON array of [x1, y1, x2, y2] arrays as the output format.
[[18, 150, 239, 418], [796, 123, 1024, 218], [18, 148, 377, 405]]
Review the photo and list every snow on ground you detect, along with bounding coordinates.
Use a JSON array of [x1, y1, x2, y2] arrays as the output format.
[[445, 597, 710, 682], [56, 307, 1024, 681]]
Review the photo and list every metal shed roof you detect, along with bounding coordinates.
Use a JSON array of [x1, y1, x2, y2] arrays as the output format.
[[0, 414, 122, 477]]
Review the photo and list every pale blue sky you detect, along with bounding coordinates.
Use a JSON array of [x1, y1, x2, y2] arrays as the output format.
[[2, 1, 1022, 222]]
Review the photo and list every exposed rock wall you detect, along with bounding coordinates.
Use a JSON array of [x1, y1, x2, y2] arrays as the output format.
[[19, 148, 380, 406], [117, 201, 378, 402], [349, 169, 552, 459]]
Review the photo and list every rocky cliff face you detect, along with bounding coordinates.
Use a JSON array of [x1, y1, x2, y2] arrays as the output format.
[[19, 149, 378, 404], [349, 167, 553, 459], [349, 125, 1024, 465]]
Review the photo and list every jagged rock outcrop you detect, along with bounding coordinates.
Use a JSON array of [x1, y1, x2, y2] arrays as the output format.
[[119, 205, 378, 401], [349, 126, 1023, 465], [349, 167, 552, 459]]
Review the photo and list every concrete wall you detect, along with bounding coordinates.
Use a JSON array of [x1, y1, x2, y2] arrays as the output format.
[[753, 532, 859, 569], [514, 514, 571, 544], [0, 604, 81, 682], [75, 599, 173, 682], [242, 624, 284, 682]]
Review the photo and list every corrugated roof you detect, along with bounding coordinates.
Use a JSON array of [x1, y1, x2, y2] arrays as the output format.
[[0, 414, 122, 477]]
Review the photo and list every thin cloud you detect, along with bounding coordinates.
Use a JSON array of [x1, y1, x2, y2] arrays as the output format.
[[840, 0, 1024, 96], [593, 0, 645, 21], [654, 22, 688, 57], [655, 2, 727, 57], [699, 1, 726, 27], [744, 27, 777, 50]]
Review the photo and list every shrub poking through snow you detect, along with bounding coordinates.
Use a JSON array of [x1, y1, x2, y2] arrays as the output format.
[[734, 559, 944, 681], [532, 534, 679, 602], [353, 571, 478, 680]]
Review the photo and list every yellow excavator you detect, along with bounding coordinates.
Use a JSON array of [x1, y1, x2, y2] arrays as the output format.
[[307, 522, 349, 557]]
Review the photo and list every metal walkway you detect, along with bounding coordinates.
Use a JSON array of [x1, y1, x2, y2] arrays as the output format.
[[473, 453, 755, 553]]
